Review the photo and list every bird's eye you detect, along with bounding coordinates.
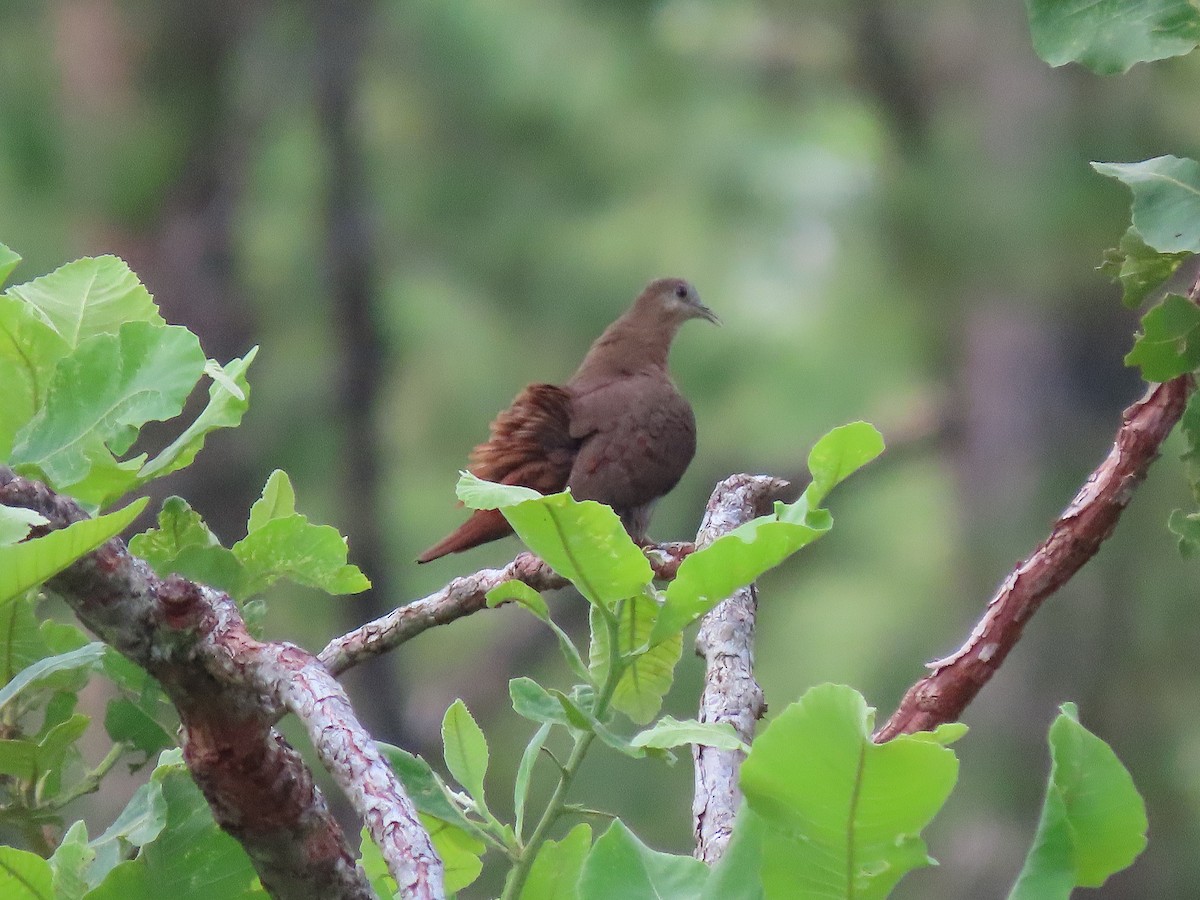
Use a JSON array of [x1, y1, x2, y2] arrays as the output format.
[[674, 284, 688, 299]]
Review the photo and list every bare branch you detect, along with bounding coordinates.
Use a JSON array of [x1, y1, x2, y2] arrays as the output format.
[[692, 474, 787, 864], [0, 468, 443, 900], [319, 545, 694, 677], [875, 376, 1191, 742]]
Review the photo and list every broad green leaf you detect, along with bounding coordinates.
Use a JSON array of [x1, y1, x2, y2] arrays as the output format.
[[489, 581, 589, 681], [1123, 294, 1200, 380], [630, 716, 748, 752], [740, 684, 960, 900], [4, 255, 162, 348], [423, 814, 486, 893], [231, 472, 369, 596], [1100, 229, 1191, 309], [1, 595, 45, 685], [457, 472, 652, 608], [10, 322, 205, 490], [0, 498, 147, 606], [1093, 157, 1200, 254], [50, 820, 93, 900], [0, 506, 48, 545], [246, 468, 296, 532], [589, 598, 682, 725], [515, 722, 552, 839], [1008, 704, 1147, 899], [377, 742, 482, 833], [0, 739, 38, 779], [129, 497, 245, 596], [1027, 0, 1200, 74], [0, 642, 106, 712], [88, 750, 263, 900], [89, 777, 169, 887], [1168, 508, 1200, 557], [805, 422, 885, 507], [0, 846, 53, 900], [456, 472, 542, 507], [137, 348, 257, 484], [0, 294, 70, 457], [232, 514, 369, 596], [511, 676, 573, 726], [521, 822, 591, 900], [442, 699, 490, 808], [37, 714, 90, 796], [105, 696, 174, 759], [578, 820, 707, 900], [0, 243, 19, 285]]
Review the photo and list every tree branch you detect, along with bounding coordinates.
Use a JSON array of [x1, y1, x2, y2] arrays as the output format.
[[318, 544, 694, 677], [691, 474, 786, 864], [0, 468, 443, 900], [875, 376, 1191, 742]]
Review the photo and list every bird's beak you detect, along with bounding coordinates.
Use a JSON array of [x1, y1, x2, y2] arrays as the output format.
[[696, 303, 721, 326]]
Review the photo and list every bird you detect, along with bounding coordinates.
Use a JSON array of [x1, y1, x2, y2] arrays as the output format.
[[418, 277, 719, 563]]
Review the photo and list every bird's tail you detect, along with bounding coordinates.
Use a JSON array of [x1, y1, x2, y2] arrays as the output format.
[[417, 508, 514, 563]]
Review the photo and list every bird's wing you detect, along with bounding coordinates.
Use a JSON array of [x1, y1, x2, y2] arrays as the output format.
[[418, 383, 577, 563]]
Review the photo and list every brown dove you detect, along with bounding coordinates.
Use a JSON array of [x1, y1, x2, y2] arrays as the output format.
[[418, 277, 718, 563]]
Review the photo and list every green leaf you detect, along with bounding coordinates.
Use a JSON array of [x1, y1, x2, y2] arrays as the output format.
[[0, 643, 106, 712], [457, 473, 652, 608], [630, 716, 748, 752], [805, 421, 885, 508], [578, 820, 707, 900], [441, 699, 490, 808], [1168, 508, 1200, 557], [377, 742, 482, 833], [0, 739, 38, 779], [1008, 703, 1147, 899], [521, 822, 591, 900], [0, 294, 70, 457], [1093, 157, 1200, 254], [1099, 229, 1191, 309], [88, 776, 169, 886], [489, 581, 590, 681], [0, 243, 19, 285], [50, 820, 93, 900], [423, 814, 487, 893], [511, 677, 573, 726], [128, 497, 245, 596], [515, 722, 552, 840], [137, 348, 257, 484], [10, 322, 205, 493], [358, 826, 398, 900], [88, 750, 263, 900], [246, 468, 296, 532], [37, 714, 90, 795], [739, 683, 960, 900], [0, 499, 147, 606], [0, 506, 48, 546], [105, 696, 174, 759], [1027, 0, 1200, 74], [1123, 294, 1200, 380], [230, 471, 369, 596], [0, 845, 53, 900], [4, 255, 162, 348], [590, 598, 682, 725]]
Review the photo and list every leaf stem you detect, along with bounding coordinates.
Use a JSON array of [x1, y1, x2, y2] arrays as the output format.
[[51, 741, 129, 810], [501, 612, 625, 899]]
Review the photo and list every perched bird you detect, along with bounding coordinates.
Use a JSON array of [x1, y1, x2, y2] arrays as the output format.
[[418, 277, 718, 563]]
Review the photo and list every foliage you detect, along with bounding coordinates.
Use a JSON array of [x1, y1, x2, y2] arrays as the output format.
[[0, 1, 1196, 896]]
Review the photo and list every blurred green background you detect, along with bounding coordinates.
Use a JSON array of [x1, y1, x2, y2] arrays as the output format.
[[4, 1, 1200, 896]]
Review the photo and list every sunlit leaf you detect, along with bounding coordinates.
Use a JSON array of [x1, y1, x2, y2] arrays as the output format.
[[630, 716, 748, 752], [0, 243, 20, 285], [442, 699, 490, 809], [589, 598, 681, 725], [0, 846, 53, 900], [129, 497, 245, 596], [0, 506, 48, 546], [1008, 704, 1147, 899], [521, 822, 591, 900]]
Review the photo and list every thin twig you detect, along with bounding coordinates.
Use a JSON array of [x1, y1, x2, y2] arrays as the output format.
[[875, 376, 1191, 742], [692, 474, 786, 864]]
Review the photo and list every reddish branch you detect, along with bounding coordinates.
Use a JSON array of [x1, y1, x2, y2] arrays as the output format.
[[0, 469, 442, 900], [318, 543, 694, 677], [875, 376, 1191, 742], [691, 475, 784, 864]]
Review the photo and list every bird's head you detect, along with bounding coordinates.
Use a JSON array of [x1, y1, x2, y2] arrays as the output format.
[[638, 278, 721, 328]]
